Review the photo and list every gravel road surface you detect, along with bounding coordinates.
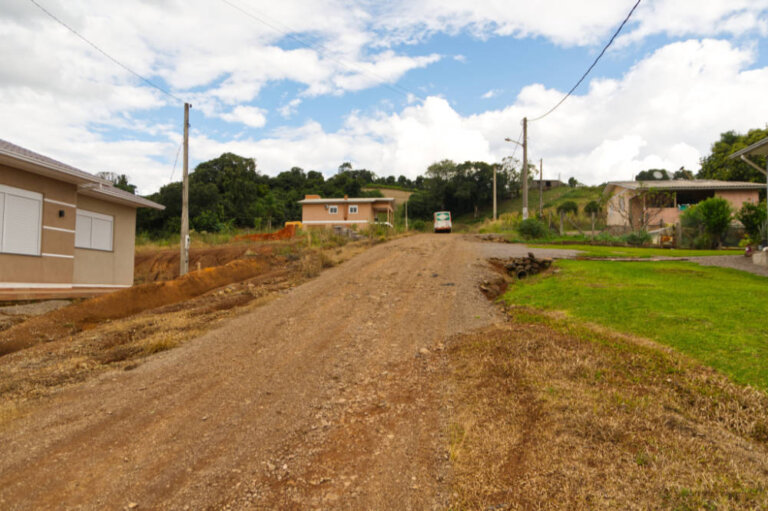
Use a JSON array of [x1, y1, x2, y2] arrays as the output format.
[[0, 234, 531, 510]]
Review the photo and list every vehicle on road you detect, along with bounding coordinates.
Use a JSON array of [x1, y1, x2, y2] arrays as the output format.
[[433, 211, 452, 233]]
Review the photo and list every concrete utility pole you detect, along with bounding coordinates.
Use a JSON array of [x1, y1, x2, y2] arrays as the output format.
[[180, 102, 191, 276], [539, 157, 543, 218], [492, 165, 497, 220], [522, 117, 528, 220]]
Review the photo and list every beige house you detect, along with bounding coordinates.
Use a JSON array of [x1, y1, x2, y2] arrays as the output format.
[[298, 195, 395, 227], [604, 180, 763, 230], [0, 139, 163, 294]]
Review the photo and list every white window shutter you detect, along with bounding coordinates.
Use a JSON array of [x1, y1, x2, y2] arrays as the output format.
[[2, 192, 41, 256]]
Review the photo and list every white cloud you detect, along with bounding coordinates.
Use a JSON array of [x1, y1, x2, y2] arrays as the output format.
[[220, 106, 267, 128], [182, 38, 768, 189], [278, 98, 303, 118], [481, 89, 502, 99]]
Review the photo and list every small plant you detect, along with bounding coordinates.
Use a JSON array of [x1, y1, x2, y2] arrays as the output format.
[[518, 218, 548, 239], [622, 230, 651, 246]]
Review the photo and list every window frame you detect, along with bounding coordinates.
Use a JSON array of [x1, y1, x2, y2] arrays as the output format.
[[75, 209, 114, 252], [349, 205, 358, 214], [0, 184, 43, 256], [328, 205, 339, 214]]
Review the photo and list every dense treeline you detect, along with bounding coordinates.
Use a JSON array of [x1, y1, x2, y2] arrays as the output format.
[[127, 125, 767, 237], [136, 154, 401, 236], [134, 152, 530, 236]]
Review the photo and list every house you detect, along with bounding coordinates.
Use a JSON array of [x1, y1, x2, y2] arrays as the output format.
[[0, 139, 164, 296], [604, 179, 763, 230], [298, 195, 395, 227], [530, 179, 565, 190]]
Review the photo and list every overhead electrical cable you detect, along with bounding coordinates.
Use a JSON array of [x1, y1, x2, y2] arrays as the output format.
[[528, 0, 641, 123], [27, 0, 185, 104], [218, 0, 426, 102]]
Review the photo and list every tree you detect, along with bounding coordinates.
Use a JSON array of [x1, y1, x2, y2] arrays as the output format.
[[673, 168, 694, 180], [556, 201, 578, 215], [698, 127, 768, 182], [568, 177, 579, 188], [584, 200, 601, 238], [583, 200, 601, 215], [635, 169, 670, 181]]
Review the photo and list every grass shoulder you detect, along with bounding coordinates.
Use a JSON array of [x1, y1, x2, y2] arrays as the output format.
[[528, 244, 742, 258], [502, 259, 768, 389]]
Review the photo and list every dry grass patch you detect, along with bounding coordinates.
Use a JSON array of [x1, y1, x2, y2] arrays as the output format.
[[447, 312, 768, 510]]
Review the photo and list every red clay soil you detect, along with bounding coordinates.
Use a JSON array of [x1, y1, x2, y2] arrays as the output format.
[[0, 258, 272, 357], [134, 244, 277, 283], [233, 224, 297, 242]]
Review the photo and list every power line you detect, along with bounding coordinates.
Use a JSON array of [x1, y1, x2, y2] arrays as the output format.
[[528, 0, 641, 123], [27, 0, 185, 104], [168, 141, 183, 182], [218, 0, 426, 102]]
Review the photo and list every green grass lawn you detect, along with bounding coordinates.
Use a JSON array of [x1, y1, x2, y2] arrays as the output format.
[[528, 244, 742, 258], [504, 260, 768, 389]]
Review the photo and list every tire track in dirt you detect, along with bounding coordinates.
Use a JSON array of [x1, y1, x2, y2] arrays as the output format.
[[0, 234, 504, 510]]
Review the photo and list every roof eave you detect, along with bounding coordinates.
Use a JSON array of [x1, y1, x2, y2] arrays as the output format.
[[0, 152, 109, 186], [78, 186, 165, 210], [729, 136, 768, 159]]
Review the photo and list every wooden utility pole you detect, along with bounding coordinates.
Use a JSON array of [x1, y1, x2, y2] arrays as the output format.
[[180, 102, 191, 276], [522, 117, 528, 219], [539, 157, 543, 218], [492, 165, 497, 220]]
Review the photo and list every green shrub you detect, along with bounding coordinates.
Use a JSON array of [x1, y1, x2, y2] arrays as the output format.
[[518, 218, 548, 239], [411, 219, 426, 231], [594, 232, 624, 245], [622, 230, 651, 246], [736, 202, 767, 240], [682, 197, 732, 247]]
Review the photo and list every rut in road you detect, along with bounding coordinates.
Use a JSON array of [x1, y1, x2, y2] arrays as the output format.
[[0, 234, 503, 510]]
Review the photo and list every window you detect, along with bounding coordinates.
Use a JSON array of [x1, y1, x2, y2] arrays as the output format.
[[349, 205, 358, 214], [328, 205, 338, 214], [75, 209, 113, 251], [0, 184, 42, 256]]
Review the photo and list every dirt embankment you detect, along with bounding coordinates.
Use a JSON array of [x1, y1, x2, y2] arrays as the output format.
[[0, 258, 271, 357]]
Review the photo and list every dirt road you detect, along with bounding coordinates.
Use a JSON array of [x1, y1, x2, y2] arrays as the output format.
[[0, 234, 517, 510]]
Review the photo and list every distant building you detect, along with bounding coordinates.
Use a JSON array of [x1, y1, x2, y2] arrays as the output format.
[[603, 179, 762, 229], [0, 139, 164, 296], [298, 195, 395, 227], [530, 179, 564, 190]]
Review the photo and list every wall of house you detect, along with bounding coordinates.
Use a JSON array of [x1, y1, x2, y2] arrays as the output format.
[[715, 189, 760, 209], [0, 164, 76, 285], [606, 191, 630, 227], [301, 202, 375, 226], [72, 195, 136, 286]]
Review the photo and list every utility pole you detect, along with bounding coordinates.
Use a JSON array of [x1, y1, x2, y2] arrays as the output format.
[[539, 157, 543, 218], [522, 117, 528, 220], [492, 165, 497, 220], [180, 102, 191, 276]]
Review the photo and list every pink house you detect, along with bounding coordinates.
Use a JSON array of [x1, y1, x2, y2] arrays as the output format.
[[604, 180, 763, 230], [298, 195, 395, 228]]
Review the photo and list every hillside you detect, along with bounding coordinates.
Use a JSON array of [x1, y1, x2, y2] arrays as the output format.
[[456, 185, 604, 225]]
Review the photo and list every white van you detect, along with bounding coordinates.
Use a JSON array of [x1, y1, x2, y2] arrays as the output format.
[[433, 211, 452, 233]]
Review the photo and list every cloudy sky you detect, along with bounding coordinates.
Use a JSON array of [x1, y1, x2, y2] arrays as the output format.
[[2, 0, 768, 194]]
